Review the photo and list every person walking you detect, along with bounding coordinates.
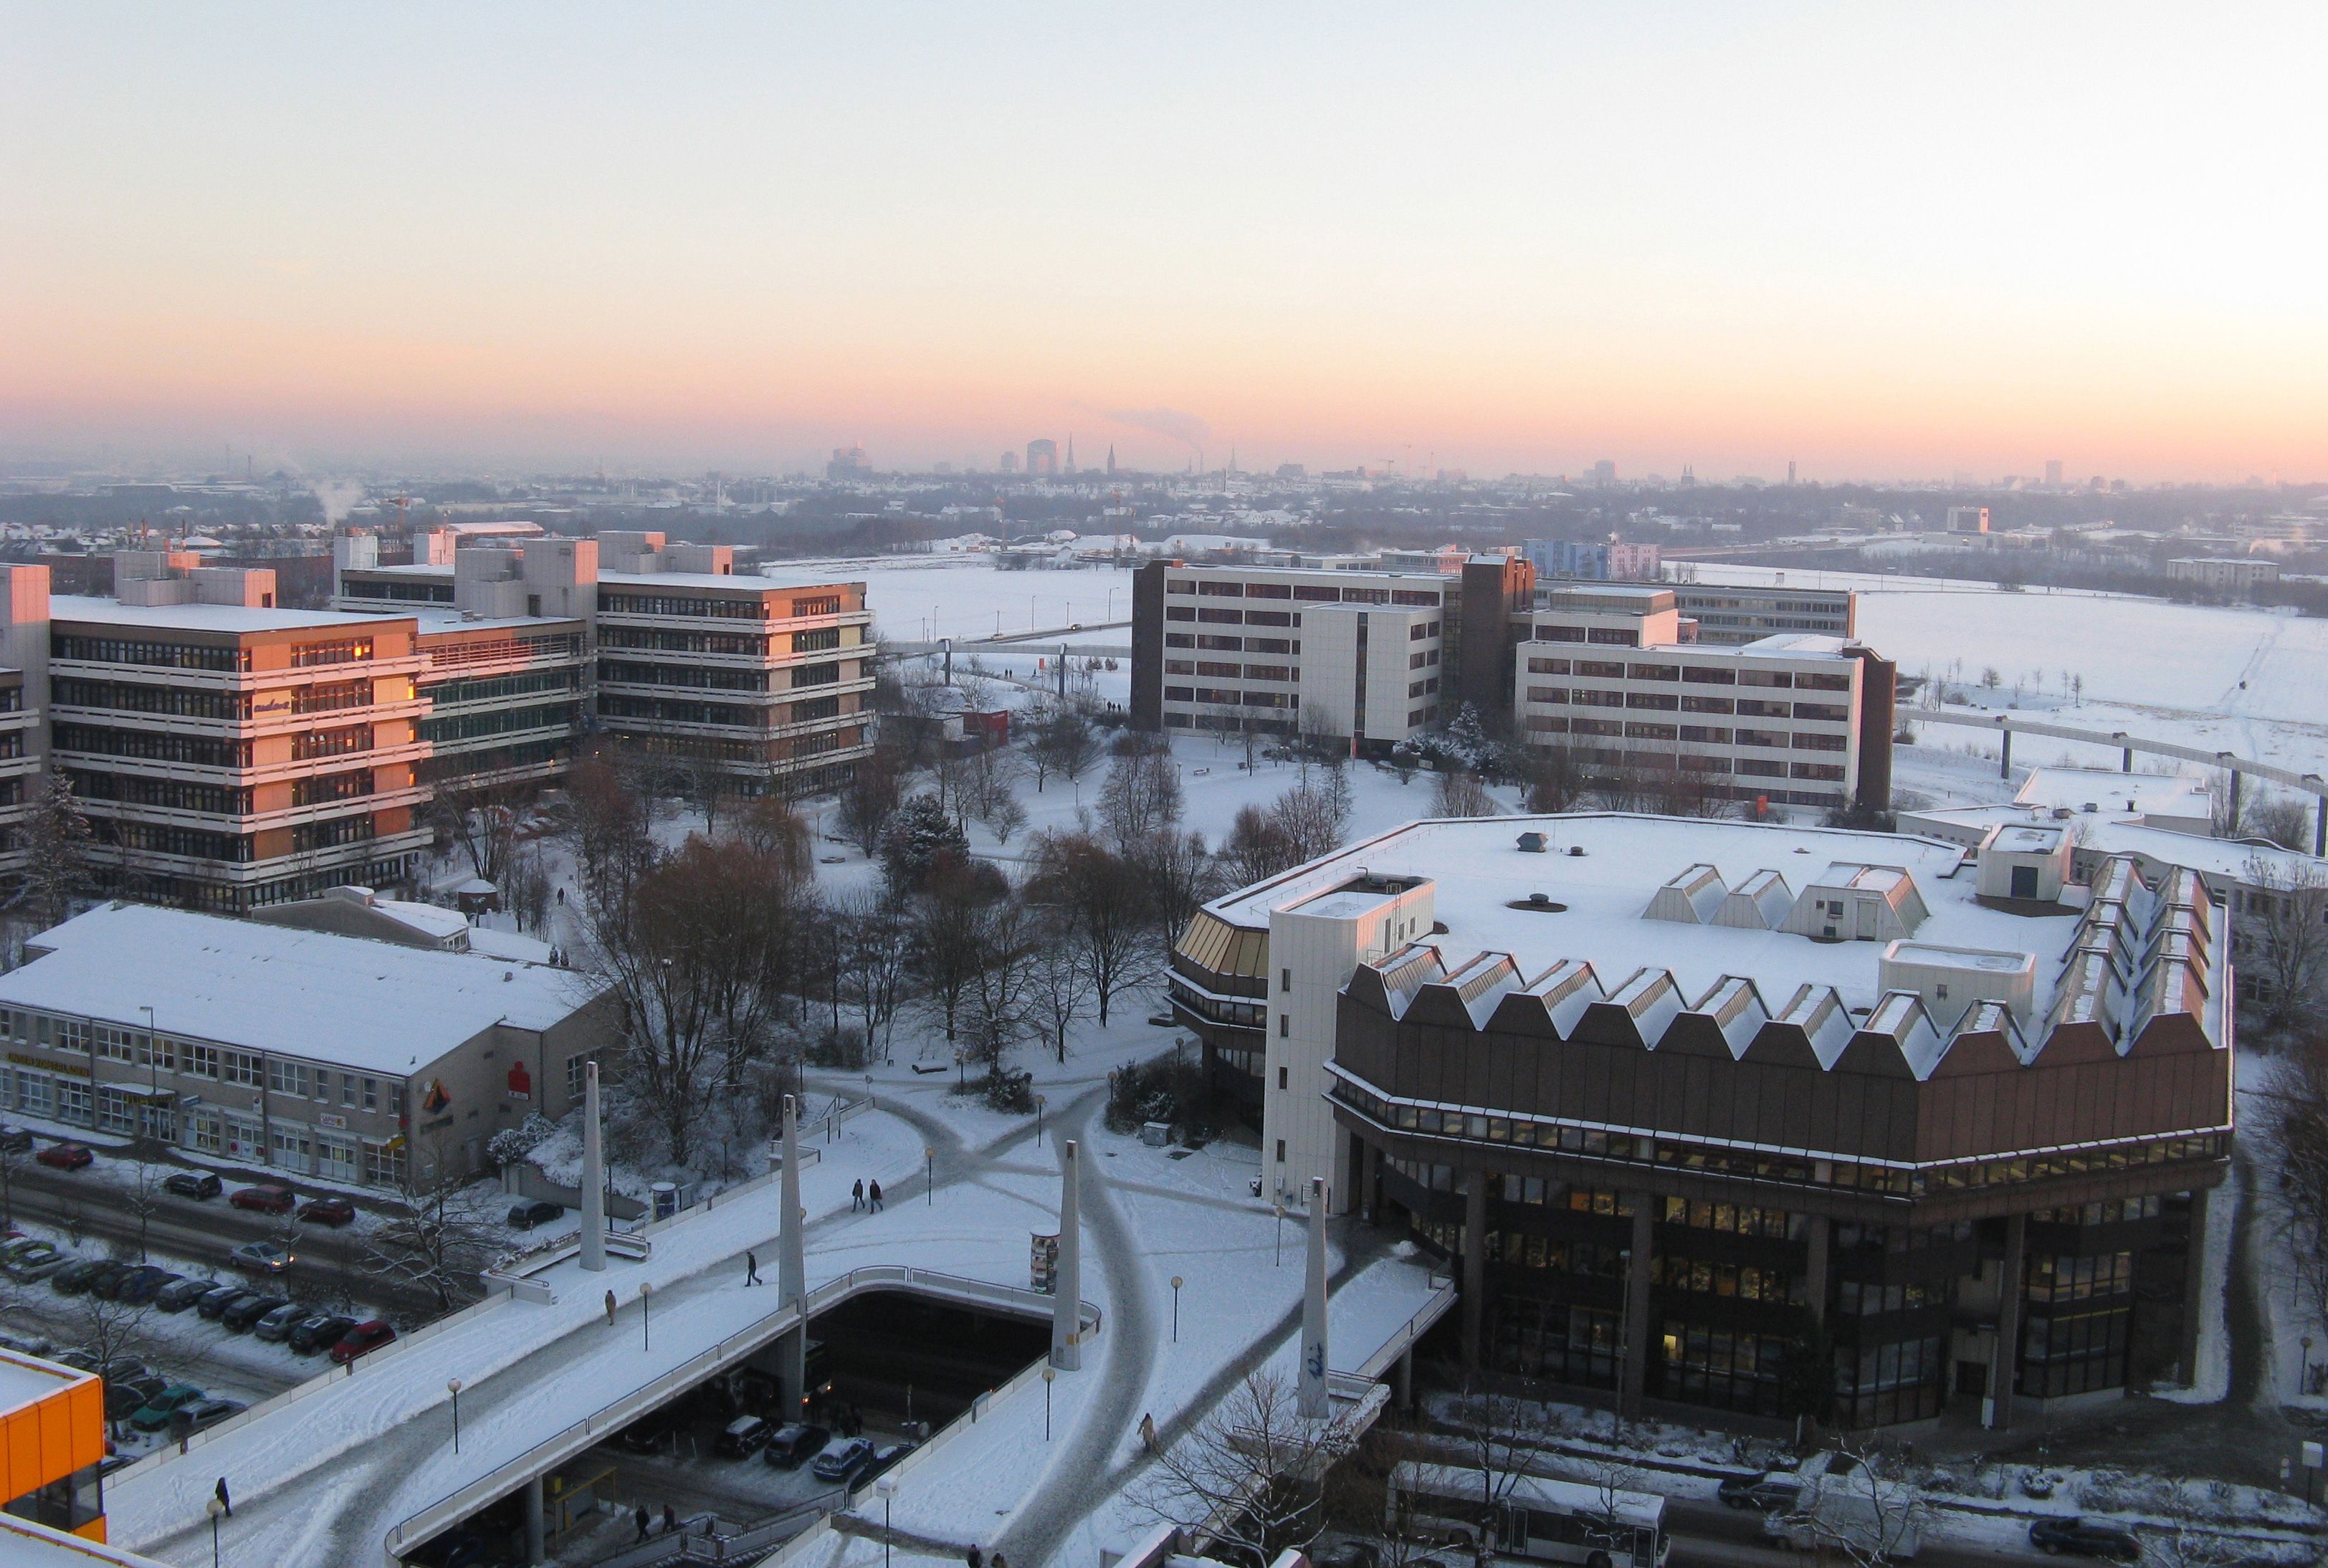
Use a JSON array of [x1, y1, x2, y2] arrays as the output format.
[[746, 1249, 761, 1286], [634, 1504, 651, 1542], [662, 1504, 679, 1535], [967, 1547, 984, 1568], [852, 1177, 865, 1211], [1139, 1412, 1157, 1453], [605, 1288, 618, 1326], [868, 1178, 884, 1212], [214, 1476, 232, 1518]]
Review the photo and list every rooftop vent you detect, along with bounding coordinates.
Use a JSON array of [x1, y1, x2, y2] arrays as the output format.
[[1517, 832, 1548, 854], [1568, 845, 1586, 858]]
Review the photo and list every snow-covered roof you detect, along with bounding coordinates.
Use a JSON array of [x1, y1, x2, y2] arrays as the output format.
[[0, 904, 591, 1073], [2015, 766, 2213, 821], [1903, 803, 2321, 889], [411, 608, 580, 633], [49, 595, 405, 634], [601, 569, 859, 593], [0, 1348, 89, 1418]]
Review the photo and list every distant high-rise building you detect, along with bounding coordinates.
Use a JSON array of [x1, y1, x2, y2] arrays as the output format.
[[1276, 463, 1306, 479], [1107, 444, 1117, 476], [2044, 459, 2064, 488], [1026, 439, 1059, 477], [826, 442, 869, 479], [1787, 459, 1797, 486], [1593, 459, 1616, 485], [1945, 506, 1991, 535], [1000, 451, 1019, 474]]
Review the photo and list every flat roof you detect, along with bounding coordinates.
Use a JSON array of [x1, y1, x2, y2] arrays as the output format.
[[0, 1349, 91, 1420], [601, 570, 861, 593], [1203, 814, 2074, 1020], [1904, 803, 2319, 886], [0, 904, 591, 1074], [2016, 766, 2213, 817], [50, 596, 406, 635], [411, 609, 584, 634]]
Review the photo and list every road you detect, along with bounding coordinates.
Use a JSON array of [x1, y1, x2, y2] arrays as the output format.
[[1665, 1497, 2034, 1568]]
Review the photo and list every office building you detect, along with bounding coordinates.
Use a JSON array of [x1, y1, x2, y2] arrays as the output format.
[[1661, 583, 1856, 645], [1522, 541, 1661, 583], [1026, 439, 1059, 478], [2167, 558, 2279, 595], [1946, 507, 1991, 535], [2044, 460, 2064, 489], [1168, 813, 2229, 1428]]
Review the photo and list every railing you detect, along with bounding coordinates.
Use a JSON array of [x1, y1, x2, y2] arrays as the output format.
[[1348, 1271, 1459, 1382], [383, 1263, 1097, 1563]]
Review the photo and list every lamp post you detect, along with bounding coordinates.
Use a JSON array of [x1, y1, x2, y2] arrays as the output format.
[[1042, 1365, 1056, 1441], [140, 1004, 158, 1140], [875, 1475, 899, 1568], [2306, 1335, 2316, 1398], [1035, 1096, 1045, 1148], [640, 1281, 652, 1352], [206, 1496, 223, 1568], [925, 1147, 934, 1205], [1274, 1205, 1285, 1266], [1170, 1276, 1183, 1343], [447, 1377, 462, 1453]]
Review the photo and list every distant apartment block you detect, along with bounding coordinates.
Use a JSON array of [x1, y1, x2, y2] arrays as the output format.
[[1026, 438, 1059, 477], [1522, 540, 1661, 581], [2167, 557, 2279, 595], [1946, 506, 1991, 534], [1660, 582, 1856, 645]]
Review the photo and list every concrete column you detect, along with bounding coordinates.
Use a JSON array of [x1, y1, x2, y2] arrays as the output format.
[[1299, 1176, 1331, 1418], [2122, 746, 2133, 773], [578, 1062, 606, 1273], [2314, 796, 2325, 859], [1620, 1195, 1654, 1419], [1359, 1139, 1380, 1223], [1395, 1349, 1413, 1411], [2227, 768, 2243, 828], [523, 1474, 545, 1565], [1999, 728, 2013, 779], [778, 1095, 806, 1306], [1460, 1174, 1487, 1368], [2177, 1187, 2212, 1387], [1804, 1215, 1831, 1324], [1051, 1139, 1082, 1369], [1986, 1212, 2027, 1430]]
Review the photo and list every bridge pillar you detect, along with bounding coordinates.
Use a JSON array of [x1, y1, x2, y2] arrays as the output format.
[[1051, 1139, 1082, 1369], [523, 1474, 545, 1565], [2317, 796, 2326, 858], [579, 1062, 606, 1273], [1999, 727, 2012, 780], [1299, 1176, 1330, 1419], [2227, 768, 2242, 828], [2122, 747, 2133, 773]]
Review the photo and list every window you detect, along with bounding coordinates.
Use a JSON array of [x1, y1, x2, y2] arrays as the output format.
[[267, 1058, 310, 1098], [1278, 1013, 1289, 1037], [1276, 1139, 1287, 1162], [184, 1044, 219, 1079], [363, 1076, 379, 1112], [1526, 686, 1566, 704], [1575, 659, 1626, 679], [1527, 656, 1570, 675], [342, 1072, 358, 1107], [566, 1056, 591, 1100], [1278, 1067, 1288, 1090], [388, 1081, 405, 1117], [1281, 967, 1292, 993], [1167, 579, 1196, 595], [222, 1051, 263, 1087], [1197, 580, 1244, 597]]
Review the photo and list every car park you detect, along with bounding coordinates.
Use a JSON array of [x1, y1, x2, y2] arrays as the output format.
[[2029, 1519, 2142, 1561], [763, 1423, 830, 1469], [114, 1266, 179, 1304], [163, 1171, 222, 1200], [507, 1200, 565, 1230], [288, 1313, 357, 1354], [198, 1285, 254, 1320], [6, 1242, 70, 1281], [716, 1415, 773, 1458], [811, 1438, 877, 1486], [0, 1236, 41, 1263], [229, 1241, 295, 1274], [130, 1385, 209, 1433], [50, 1258, 113, 1295], [35, 1142, 93, 1170], [329, 1320, 396, 1364], [297, 1196, 356, 1227], [230, 1184, 296, 1215], [224, 1294, 290, 1333], [253, 1303, 309, 1342], [617, 1408, 687, 1454], [105, 1375, 171, 1423], [156, 1276, 223, 1313]]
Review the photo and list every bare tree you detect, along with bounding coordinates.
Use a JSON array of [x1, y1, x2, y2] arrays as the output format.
[[0, 1138, 24, 1229], [1026, 831, 1155, 1026], [1129, 1369, 1353, 1567], [1431, 770, 1494, 818], [1028, 935, 1093, 1063], [1296, 702, 1342, 773], [429, 776, 528, 886], [2241, 854, 2328, 1029], [834, 891, 912, 1059], [1137, 828, 1224, 965], [963, 895, 1040, 1085], [1439, 1364, 1568, 1521], [670, 742, 734, 837], [508, 843, 554, 934], [907, 859, 1005, 1052], [1221, 803, 1298, 886], [1026, 705, 1105, 793], [1272, 774, 1353, 862], [838, 746, 907, 856], [564, 752, 652, 891], [2237, 790, 2312, 852], [1525, 742, 1588, 813], [2261, 1051, 2328, 1339], [1793, 1441, 1932, 1567], [121, 1144, 168, 1263], [1099, 744, 1183, 851], [363, 1132, 496, 1313]]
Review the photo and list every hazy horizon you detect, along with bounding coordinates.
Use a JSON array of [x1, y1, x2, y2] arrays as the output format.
[[6, 2, 2327, 483]]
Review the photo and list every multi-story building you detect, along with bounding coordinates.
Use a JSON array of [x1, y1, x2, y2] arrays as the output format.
[[2167, 557, 2280, 595], [1130, 556, 1533, 751], [1659, 582, 1856, 645], [1168, 813, 2230, 1430], [1515, 584, 1895, 816], [1522, 540, 1661, 582]]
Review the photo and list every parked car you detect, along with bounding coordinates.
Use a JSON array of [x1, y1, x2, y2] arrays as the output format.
[[0, 1331, 55, 1357], [86, 1261, 143, 1300], [1719, 1473, 1805, 1512], [6, 1242, 70, 1281], [617, 1408, 687, 1454], [224, 1294, 290, 1333], [297, 1196, 356, 1227], [105, 1375, 172, 1422], [0, 1125, 32, 1153], [155, 1276, 224, 1313], [863, 1441, 915, 1483], [2029, 1519, 2142, 1562], [506, 1200, 564, 1230], [811, 1438, 877, 1486], [716, 1415, 773, 1458], [50, 1258, 114, 1295], [197, 1285, 254, 1320], [0, 1235, 42, 1262], [328, 1320, 396, 1364], [763, 1423, 830, 1469], [163, 1171, 222, 1200], [59, 1354, 148, 1385], [229, 1241, 295, 1275], [35, 1142, 93, 1170], [253, 1303, 309, 1342], [130, 1384, 209, 1433], [230, 1184, 296, 1215], [182, 1398, 245, 1433], [287, 1314, 357, 1354], [114, 1266, 179, 1304]]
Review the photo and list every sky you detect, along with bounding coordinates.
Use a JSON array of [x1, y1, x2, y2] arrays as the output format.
[[4, 2, 2327, 483]]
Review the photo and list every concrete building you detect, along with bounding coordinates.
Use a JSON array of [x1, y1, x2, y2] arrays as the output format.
[[0, 903, 616, 1187], [1168, 813, 2231, 1428], [1026, 439, 1059, 478], [1523, 541, 1662, 582], [1946, 507, 1991, 535], [0, 1349, 107, 1544], [2167, 557, 2280, 595], [1130, 556, 1533, 751], [2013, 768, 2214, 838], [1660, 583, 1856, 646]]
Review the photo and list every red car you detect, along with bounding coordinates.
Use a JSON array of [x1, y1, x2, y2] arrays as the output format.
[[229, 1185, 296, 1215], [328, 1320, 396, 1364], [36, 1143, 94, 1170], [297, 1196, 356, 1228]]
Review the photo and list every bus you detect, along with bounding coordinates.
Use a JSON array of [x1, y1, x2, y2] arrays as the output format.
[[1387, 1462, 1669, 1568]]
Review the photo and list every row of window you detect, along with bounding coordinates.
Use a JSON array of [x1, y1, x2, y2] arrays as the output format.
[[55, 724, 251, 769], [1163, 633, 1297, 654], [2026, 1251, 2134, 1304], [1168, 578, 1441, 608], [54, 635, 249, 671], [421, 703, 578, 745], [425, 668, 581, 707]]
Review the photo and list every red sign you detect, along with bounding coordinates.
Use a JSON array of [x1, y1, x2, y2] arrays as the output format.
[[507, 1061, 533, 1102]]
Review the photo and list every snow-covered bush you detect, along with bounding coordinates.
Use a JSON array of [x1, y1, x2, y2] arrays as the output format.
[[486, 1112, 558, 1170]]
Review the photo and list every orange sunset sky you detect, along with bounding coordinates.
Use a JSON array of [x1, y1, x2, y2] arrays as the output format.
[[5, 3, 2327, 481]]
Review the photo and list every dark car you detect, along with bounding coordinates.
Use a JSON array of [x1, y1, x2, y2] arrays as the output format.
[[763, 1423, 830, 1469], [156, 1276, 224, 1313], [224, 1294, 290, 1333], [253, 1302, 310, 1342], [105, 1375, 172, 1423], [2030, 1518, 2142, 1562], [507, 1200, 564, 1230], [0, 1126, 32, 1153], [114, 1266, 179, 1304], [85, 1261, 142, 1300], [198, 1284, 255, 1320], [329, 1320, 396, 1364], [230, 1184, 296, 1215], [182, 1398, 245, 1433], [1717, 1473, 1803, 1512], [163, 1171, 223, 1200], [811, 1438, 876, 1486], [297, 1196, 356, 1227], [863, 1441, 914, 1483], [716, 1415, 773, 1458], [50, 1258, 114, 1295], [288, 1313, 357, 1354], [130, 1384, 208, 1433], [36, 1142, 94, 1170]]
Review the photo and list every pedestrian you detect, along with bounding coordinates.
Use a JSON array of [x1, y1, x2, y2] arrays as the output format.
[[605, 1288, 617, 1326], [868, 1178, 883, 1212], [1138, 1412, 1157, 1453], [852, 1177, 865, 1211], [746, 1249, 760, 1286], [967, 1546, 984, 1568], [634, 1505, 650, 1542], [556, 886, 565, 904], [992, 1554, 1008, 1568], [662, 1504, 679, 1535], [214, 1476, 232, 1518]]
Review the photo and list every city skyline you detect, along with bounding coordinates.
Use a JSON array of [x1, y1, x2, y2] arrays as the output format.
[[6, 3, 2327, 482]]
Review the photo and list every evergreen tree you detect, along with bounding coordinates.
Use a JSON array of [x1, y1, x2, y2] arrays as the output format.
[[878, 793, 969, 897], [17, 765, 92, 929]]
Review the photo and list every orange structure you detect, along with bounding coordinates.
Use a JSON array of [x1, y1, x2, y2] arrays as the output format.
[[0, 1348, 108, 1542]]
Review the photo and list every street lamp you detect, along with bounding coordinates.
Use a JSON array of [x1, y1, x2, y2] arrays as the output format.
[[2306, 1335, 2317, 1397], [1274, 1205, 1285, 1266], [447, 1377, 462, 1453], [925, 1147, 935, 1204], [206, 1496, 224, 1568], [1170, 1276, 1183, 1343], [1041, 1365, 1056, 1440], [875, 1475, 899, 1568], [1035, 1096, 1045, 1147], [639, 1281, 652, 1352]]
